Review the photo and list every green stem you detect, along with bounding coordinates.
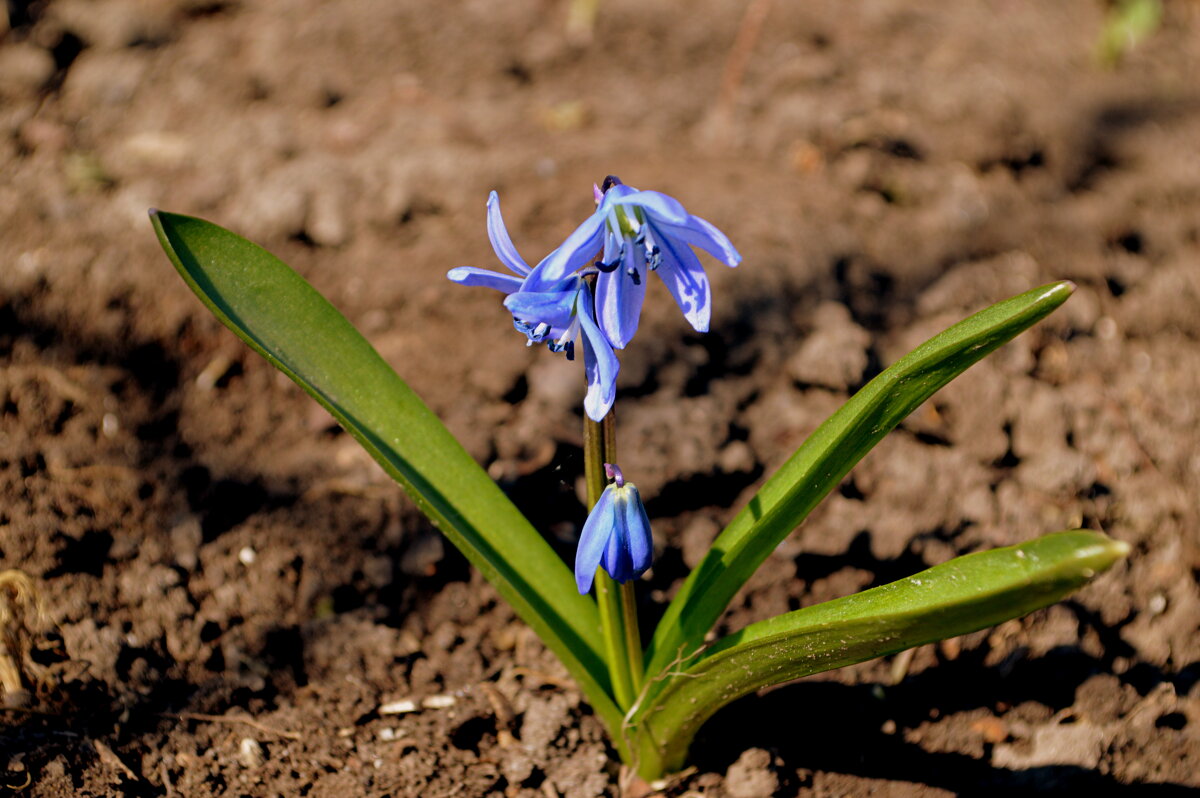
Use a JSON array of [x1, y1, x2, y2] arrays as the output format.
[[620, 580, 644, 696], [583, 411, 643, 710]]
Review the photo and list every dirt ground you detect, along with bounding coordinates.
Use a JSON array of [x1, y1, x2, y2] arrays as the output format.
[[2, 0, 1200, 795]]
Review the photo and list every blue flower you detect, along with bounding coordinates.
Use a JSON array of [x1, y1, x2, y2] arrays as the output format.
[[575, 464, 653, 594], [447, 191, 619, 422], [528, 176, 742, 350]]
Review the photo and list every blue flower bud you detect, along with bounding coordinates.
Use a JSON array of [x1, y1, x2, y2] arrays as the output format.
[[575, 464, 654, 594]]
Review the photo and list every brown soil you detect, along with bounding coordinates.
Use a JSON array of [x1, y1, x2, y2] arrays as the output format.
[[3, 1, 1200, 796]]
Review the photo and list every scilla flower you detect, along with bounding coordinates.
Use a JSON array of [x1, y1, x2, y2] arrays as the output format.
[[448, 192, 618, 421], [575, 464, 653, 594], [528, 176, 742, 350]]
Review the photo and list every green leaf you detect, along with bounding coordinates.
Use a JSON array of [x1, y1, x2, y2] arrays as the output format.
[[149, 211, 626, 740], [645, 281, 1076, 682], [634, 530, 1129, 777]]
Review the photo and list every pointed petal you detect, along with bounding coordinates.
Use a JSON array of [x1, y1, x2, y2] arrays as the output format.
[[595, 248, 647, 349], [504, 287, 579, 329], [612, 190, 690, 225], [601, 229, 621, 266], [447, 267, 525, 293], [528, 212, 605, 288], [486, 191, 530, 275], [653, 227, 712, 332], [657, 215, 741, 267], [602, 500, 632, 581], [623, 484, 654, 576], [578, 289, 618, 422], [576, 486, 615, 593]]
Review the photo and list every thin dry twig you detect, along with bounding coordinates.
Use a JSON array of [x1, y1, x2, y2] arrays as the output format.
[[47, 464, 139, 483], [159, 761, 177, 798], [510, 667, 575, 689], [168, 711, 302, 741], [704, 0, 774, 148], [0, 365, 91, 405], [92, 739, 138, 781]]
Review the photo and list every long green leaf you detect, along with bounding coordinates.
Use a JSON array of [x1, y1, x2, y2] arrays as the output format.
[[645, 281, 1075, 680], [150, 211, 625, 740], [634, 530, 1128, 777]]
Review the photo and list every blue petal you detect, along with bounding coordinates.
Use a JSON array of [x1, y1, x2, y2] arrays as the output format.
[[578, 288, 618, 422], [504, 286, 579, 329], [653, 225, 712, 332], [657, 215, 742, 267], [595, 247, 646, 350], [447, 267, 525, 294], [612, 190, 690, 226], [526, 212, 605, 288], [602, 500, 632, 581], [575, 486, 616, 594], [622, 484, 654, 576], [486, 191, 530, 276]]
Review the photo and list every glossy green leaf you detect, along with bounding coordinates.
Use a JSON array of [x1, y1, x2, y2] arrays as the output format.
[[634, 530, 1128, 777], [644, 282, 1076, 684], [149, 211, 626, 742]]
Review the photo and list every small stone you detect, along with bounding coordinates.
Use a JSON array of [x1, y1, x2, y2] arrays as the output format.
[[169, 516, 202, 570], [237, 738, 265, 768], [724, 748, 779, 798], [379, 698, 418, 715], [718, 440, 756, 473], [787, 302, 871, 391], [237, 546, 257, 566], [306, 184, 349, 247]]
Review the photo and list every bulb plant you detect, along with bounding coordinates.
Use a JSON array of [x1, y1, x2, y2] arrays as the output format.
[[150, 176, 1127, 782]]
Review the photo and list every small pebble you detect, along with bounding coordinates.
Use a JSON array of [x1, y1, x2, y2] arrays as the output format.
[[237, 738, 265, 768], [379, 699, 418, 715], [102, 413, 119, 438], [238, 546, 257, 566]]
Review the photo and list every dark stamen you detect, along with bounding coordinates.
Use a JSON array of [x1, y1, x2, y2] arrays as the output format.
[[627, 267, 641, 285], [601, 175, 623, 193]]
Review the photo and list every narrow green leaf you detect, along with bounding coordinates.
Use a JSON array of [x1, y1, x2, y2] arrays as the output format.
[[635, 530, 1128, 777], [150, 211, 625, 740], [645, 281, 1075, 681]]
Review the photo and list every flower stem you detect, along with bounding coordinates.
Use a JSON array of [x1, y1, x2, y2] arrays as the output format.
[[583, 411, 643, 710], [620, 579, 644, 695]]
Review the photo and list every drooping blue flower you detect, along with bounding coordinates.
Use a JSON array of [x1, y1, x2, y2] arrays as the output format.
[[575, 464, 653, 594], [526, 176, 742, 350], [447, 191, 619, 421]]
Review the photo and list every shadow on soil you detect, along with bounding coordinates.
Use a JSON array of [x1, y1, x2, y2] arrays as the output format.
[[689, 645, 1198, 795]]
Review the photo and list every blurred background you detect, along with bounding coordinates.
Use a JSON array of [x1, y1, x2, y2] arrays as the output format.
[[2, 1, 1199, 795]]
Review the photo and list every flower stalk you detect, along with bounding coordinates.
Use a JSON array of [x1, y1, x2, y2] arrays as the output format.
[[583, 407, 644, 710]]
